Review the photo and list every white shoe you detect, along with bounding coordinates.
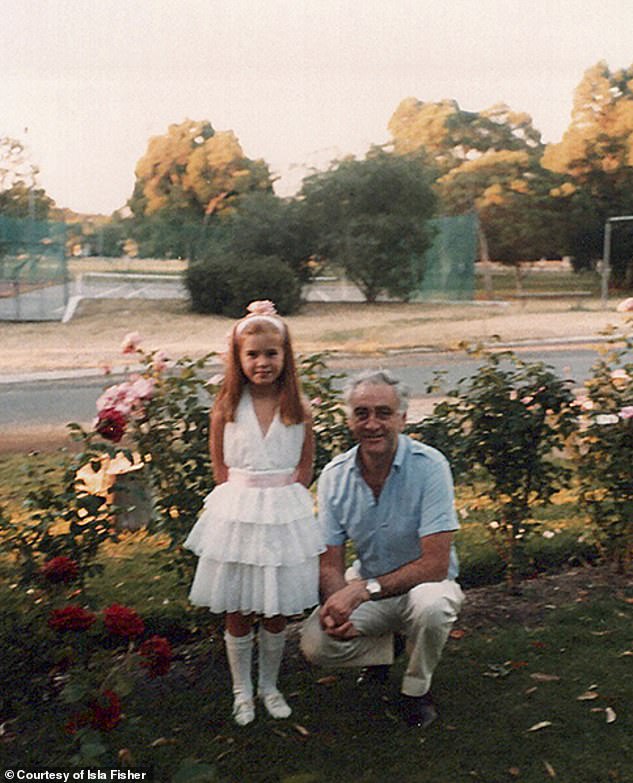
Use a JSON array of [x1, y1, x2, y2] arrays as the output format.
[[259, 690, 292, 719], [233, 697, 255, 726]]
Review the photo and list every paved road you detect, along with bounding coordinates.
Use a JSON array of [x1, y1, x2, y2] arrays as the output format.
[[0, 346, 608, 431]]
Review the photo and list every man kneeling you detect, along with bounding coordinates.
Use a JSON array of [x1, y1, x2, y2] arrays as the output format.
[[300, 369, 464, 728]]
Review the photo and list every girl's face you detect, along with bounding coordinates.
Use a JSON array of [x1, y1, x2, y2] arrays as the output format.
[[238, 330, 285, 388]]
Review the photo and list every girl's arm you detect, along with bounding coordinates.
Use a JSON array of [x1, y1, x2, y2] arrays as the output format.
[[293, 398, 315, 487], [209, 403, 228, 485]]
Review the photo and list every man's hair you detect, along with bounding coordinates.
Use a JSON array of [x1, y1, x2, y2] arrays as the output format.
[[343, 369, 410, 413]]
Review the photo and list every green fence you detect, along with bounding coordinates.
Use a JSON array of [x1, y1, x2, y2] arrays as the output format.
[[419, 213, 478, 301], [0, 216, 68, 321]]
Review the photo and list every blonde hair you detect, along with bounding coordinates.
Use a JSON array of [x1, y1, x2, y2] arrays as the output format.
[[215, 316, 304, 425]]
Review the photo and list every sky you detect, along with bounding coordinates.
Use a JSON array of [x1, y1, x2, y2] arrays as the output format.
[[2, 0, 633, 215]]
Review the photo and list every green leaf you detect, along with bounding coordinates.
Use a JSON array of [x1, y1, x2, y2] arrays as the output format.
[[61, 679, 89, 703]]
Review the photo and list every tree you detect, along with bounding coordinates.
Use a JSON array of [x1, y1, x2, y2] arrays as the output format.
[[0, 136, 54, 219], [388, 99, 563, 290], [299, 149, 437, 302], [542, 61, 633, 287], [438, 150, 568, 289], [209, 192, 317, 283], [129, 120, 273, 258]]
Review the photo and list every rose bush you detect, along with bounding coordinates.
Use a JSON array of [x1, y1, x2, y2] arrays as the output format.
[[573, 324, 633, 570], [415, 344, 579, 587], [46, 600, 173, 763]]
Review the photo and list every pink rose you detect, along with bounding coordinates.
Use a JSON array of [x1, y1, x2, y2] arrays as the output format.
[[152, 350, 168, 372], [573, 396, 594, 411], [619, 406, 633, 420], [246, 300, 277, 316], [129, 376, 155, 401], [121, 332, 142, 354]]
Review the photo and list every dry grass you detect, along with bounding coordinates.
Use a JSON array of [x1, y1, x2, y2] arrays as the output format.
[[0, 297, 629, 375]]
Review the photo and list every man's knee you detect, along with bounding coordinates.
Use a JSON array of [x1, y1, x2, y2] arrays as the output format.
[[300, 610, 333, 666], [407, 581, 463, 630]]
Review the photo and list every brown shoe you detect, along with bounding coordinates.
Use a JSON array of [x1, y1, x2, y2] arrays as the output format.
[[400, 692, 437, 728]]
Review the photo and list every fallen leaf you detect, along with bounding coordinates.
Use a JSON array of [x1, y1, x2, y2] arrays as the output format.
[[527, 721, 553, 732], [622, 597, 633, 604], [294, 723, 310, 737], [577, 691, 599, 701], [150, 737, 177, 747], [508, 767, 520, 777], [524, 686, 538, 695], [606, 707, 617, 724], [591, 630, 611, 636], [449, 629, 465, 640], [619, 650, 633, 657], [316, 675, 338, 686], [272, 728, 288, 738], [530, 673, 560, 682], [118, 749, 134, 766], [485, 663, 511, 678], [544, 760, 557, 778]]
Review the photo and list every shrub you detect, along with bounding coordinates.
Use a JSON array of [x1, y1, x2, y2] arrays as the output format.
[[186, 252, 301, 316], [423, 345, 579, 587], [573, 324, 633, 571]]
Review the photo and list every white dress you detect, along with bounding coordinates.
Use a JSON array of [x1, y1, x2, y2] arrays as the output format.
[[184, 389, 324, 618]]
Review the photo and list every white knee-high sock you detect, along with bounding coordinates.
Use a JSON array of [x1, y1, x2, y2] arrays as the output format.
[[224, 630, 255, 725], [257, 627, 291, 718]]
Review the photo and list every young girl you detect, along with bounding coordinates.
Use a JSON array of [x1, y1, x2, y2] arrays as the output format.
[[184, 300, 324, 726]]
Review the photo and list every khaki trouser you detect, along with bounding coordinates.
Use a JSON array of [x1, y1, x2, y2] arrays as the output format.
[[300, 579, 464, 697]]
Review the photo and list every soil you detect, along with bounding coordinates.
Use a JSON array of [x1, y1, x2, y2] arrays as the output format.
[[453, 563, 632, 633]]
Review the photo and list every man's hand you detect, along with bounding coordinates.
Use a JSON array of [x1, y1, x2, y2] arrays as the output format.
[[319, 581, 368, 637]]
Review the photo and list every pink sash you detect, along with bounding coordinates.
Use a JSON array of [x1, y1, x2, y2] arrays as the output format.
[[228, 468, 295, 488]]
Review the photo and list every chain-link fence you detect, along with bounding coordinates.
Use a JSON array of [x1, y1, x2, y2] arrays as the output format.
[[0, 216, 68, 321], [419, 213, 478, 300]]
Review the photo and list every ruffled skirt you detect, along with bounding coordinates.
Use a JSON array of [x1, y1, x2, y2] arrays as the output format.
[[184, 472, 324, 617]]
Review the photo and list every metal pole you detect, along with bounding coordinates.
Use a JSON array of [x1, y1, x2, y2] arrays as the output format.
[[601, 219, 611, 309], [601, 215, 633, 309]]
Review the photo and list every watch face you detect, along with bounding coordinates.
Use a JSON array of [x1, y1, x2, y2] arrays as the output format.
[[367, 579, 381, 597]]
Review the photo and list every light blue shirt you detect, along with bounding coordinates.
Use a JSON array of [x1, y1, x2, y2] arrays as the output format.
[[318, 434, 460, 580]]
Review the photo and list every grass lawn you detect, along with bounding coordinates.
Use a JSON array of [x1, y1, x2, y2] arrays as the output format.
[[1, 450, 632, 782], [2, 559, 631, 783]]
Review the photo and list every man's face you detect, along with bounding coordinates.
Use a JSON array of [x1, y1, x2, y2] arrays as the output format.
[[347, 382, 406, 461]]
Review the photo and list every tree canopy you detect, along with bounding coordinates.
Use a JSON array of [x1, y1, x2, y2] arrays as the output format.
[[128, 119, 273, 258], [389, 99, 566, 270], [543, 61, 633, 284], [299, 149, 437, 302], [0, 136, 54, 220]]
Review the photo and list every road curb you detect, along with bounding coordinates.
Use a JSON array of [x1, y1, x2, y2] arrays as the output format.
[[0, 334, 622, 386]]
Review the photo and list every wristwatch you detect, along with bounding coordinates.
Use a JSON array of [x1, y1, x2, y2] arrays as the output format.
[[365, 578, 382, 601]]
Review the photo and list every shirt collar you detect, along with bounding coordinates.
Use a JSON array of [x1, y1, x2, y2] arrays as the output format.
[[351, 434, 406, 473]]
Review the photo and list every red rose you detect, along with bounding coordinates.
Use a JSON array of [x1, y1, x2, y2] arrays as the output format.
[[48, 605, 97, 632], [89, 689, 122, 731], [103, 604, 145, 638], [40, 555, 79, 584], [95, 408, 127, 443], [139, 635, 173, 678]]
